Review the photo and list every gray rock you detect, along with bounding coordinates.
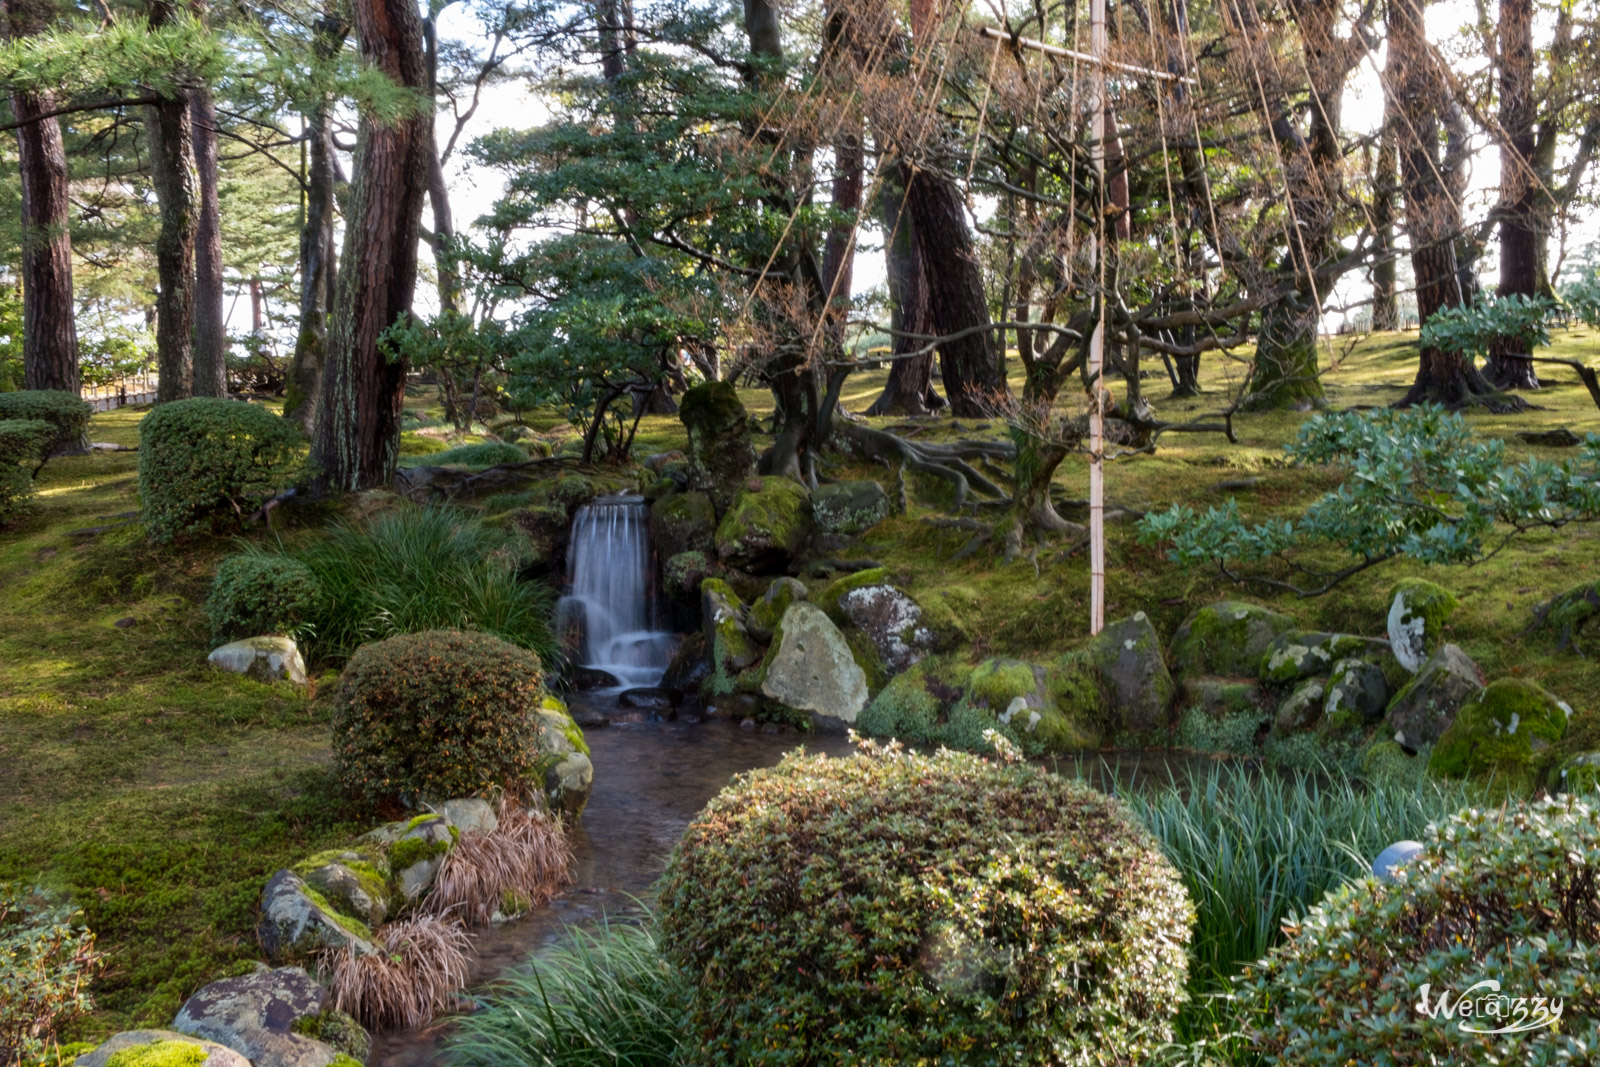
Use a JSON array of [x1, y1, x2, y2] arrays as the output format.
[[78, 1031, 253, 1067], [208, 637, 307, 685], [293, 848, 389, 927], [257, 870, 376, 962], [759, 602, 869, 728], [1259, 631, 1368, 685], [365, 814, 457, 905], [1084, 612, 1175, 737], [533, 696, 594, 819], [173, 967, 358, 1067], [1386, 580, 1459, 673], [572, 665, 623, 690], [679, 381, 757, 515], [1274, 679, 1326, 734], [838, 583, 936, 675], [617, 687, 681, 712], [1385, 643, 1485, 747], [1372, 840, 1425, 883], [1170, 601, 1297, 678], [1322, 658, 1389, 726], [1178, 676, 1268, 719], [812, 480, 892, 535], [436, 797, 498, 836]]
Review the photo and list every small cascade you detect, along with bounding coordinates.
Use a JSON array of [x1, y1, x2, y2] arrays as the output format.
[[558, 495, 676, 690]]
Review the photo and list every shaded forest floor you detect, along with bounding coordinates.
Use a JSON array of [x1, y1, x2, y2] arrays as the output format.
[[4, 326, 1600, 1038]]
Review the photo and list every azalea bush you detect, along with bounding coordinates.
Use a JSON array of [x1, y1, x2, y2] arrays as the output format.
[[0, 884, 102, 1066]]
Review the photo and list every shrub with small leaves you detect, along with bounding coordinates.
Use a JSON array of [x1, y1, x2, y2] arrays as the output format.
[[0, 419, 53, 524], [1240, 795, 1600, 1065], [1, 884, 103, 1066], [137, 398, 304, 544], [331, 630, 547, 808], [1420, 292, 1554, 360], [205, 552, 322, 642], [0, 390, 90, 461], [657, 738, 1194, 1066]]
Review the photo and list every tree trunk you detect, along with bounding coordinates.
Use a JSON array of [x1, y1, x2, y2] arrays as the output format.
[[284, 10, 345, 433], [147, 89, 197, 404], [1371, 123, 1399, 331], [190, 84, 228, 396], [311, 0, 429, 491], [8, 104, 79, 393], [1485, 0, 1540, 389], [867, 162, 940, 416], [423, 13, 459, 315]]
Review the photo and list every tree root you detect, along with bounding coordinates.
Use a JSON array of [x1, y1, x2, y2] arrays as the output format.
[[837, 421, 1011, 508]]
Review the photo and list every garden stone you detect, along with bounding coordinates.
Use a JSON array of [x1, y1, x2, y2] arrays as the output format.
[[643, 449, 687, 472], [1384, 643, 1484, 747], [508, 504, 571, 573], [1259, 631, 1367, 685], [1372, 841, 1425, 883], [664, 551, 720, 602], [811, 480, 892, 534], [662, 631, 710, 692], [436, 797, 497, 836], [571, 665, 622, 690], [256, 870, 375, 961], [702, 578, 761, 691], [837, 582, 937, 675], [1428, 678, 1569, 787], [1274, 679, 1326, 734], [208, 636, 307, 685], [77, 1031, 252, 1067], [532, 695, 593, 818], [1322, 658, 1389, 728], [1550, 751, 1600, 794], [364, 814, 456, 905], [1084, 612, 1175, 737], [618, 687, 681, 712], [714, 476, 814, 573], [758, 602, 869, 729], [173, 966, 357, 1067], [292, 848, 389, 927], [1178, 676, 1268, 719], [679, 381, 756, 514], [1170, 601, 1296, 677], [652, 491, 716, 559], [746, 577, 808, 644], [968, 657, 1099, 752], [1386, 579, 1459, 673]]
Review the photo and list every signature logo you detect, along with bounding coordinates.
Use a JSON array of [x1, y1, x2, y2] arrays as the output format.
[[1415, 979, 1564, 1035]]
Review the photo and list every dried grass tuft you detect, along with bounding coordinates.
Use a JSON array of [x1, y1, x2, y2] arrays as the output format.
[[424, 800, 574, 926], [326, 914, 472, 1031]]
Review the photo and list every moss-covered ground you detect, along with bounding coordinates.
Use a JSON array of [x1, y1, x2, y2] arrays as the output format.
[[5, 327, 1600, 1038]]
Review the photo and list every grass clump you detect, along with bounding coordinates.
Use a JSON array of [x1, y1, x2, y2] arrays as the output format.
[[325, 914, 471, 1031], [397, 441, 527, 469], [422, 801, 573, 925], [203, 553, 321, 643]]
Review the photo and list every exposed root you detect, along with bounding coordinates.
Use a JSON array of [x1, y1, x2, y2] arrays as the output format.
[[837, 421, 1012, 509]]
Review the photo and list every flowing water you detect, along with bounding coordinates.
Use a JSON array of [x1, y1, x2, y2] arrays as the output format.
[[557, 495, 677, 691]]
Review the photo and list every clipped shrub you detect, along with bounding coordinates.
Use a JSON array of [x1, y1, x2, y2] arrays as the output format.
[[332, 630, 547, 808], [137, 398, 303, 543], [1241, 795, 1600, 1064], [0, 390, 90, 459], [0, 419, 53, 524], [657, 739, 1194, 1066], [1, 884, 103, 1066], [204, 552, 322, 642], [326, 914, 470, 1030]]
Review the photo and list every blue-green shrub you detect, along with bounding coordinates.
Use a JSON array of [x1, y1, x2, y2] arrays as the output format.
[[0, 390, 90, 461], [137, 398, 304, 543], [205, 553, 322, 642]]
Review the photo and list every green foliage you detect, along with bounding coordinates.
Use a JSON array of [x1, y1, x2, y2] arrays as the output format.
[[0, 283, 21, 392], [331, 629, 546, 808], [0, 391, 91, 461], [0, 884, 102, 1066], [381, 311, 508, 433], [448, 921, 688, 1067], [268, 506, 557, 665], [396, 441, 527, 469], [1558, 243, 1600, 328], [1420, 292, 1555, 359], [1240, 796, 1600, 1065], [657, 739, 1194, 1066], [204, 552, 321, 643], [136, 399, 304, 544], [0, 419, 52, 524], [79, 327, 153, 389], [0, 15, 225, 99], [1138, 406, 1600, 595]]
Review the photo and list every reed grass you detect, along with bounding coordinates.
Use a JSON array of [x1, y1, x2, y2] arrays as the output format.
[[425, 801, 574, 926], [325, 914, 473, 1031]]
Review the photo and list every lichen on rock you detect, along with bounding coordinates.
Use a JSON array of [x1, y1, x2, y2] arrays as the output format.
[[713, 476, 814, 573], [1258, 631, 1367, 685], [1386, 579, 1459, 673], [1171, 601, 1296, 678]]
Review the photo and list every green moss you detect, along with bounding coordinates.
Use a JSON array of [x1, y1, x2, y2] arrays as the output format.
[[296, 883, 375, 942], [1389, 579, 1459, 662], [404, 813, 446, 832], [1429, 678, 1570, 788], [398, 431, 448, 457], [857, 672, 942, 744], [1171, 601, 1295, 678], [103, 1040, 210, 1067], [1550, 751, 1600, 794], [21, 1041, 98, 1067], [965, 658, 1040, 709], [388, 833, 452, 876], [1361, 739, 1425, 787], [291, 850, 390, 908], [713, 476, 813, 567], [291, 1010, 369, 1060], [814, 567, 890, 621], [538, 699, 590, 757], [843, 628, 889, 694], [1259, 632, 1366, 685]]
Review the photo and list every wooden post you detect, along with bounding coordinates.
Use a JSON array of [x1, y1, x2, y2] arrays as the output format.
[[1087, 0, 1107, 635]]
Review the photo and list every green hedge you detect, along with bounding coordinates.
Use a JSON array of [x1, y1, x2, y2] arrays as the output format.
[[205, 552, 322, 643], [0, 389, 90, 460], [0, 419, 54, 524], [137, 398, 303, 543]]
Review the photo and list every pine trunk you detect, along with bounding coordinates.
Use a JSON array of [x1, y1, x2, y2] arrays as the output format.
[[147, 89, 197, 404], [1485, 0, 1540, 389], [311, 0, 429, 490], [1371, 124, 1399, 331], [190, 85, 228, 396], [867, 163, 940, 416]]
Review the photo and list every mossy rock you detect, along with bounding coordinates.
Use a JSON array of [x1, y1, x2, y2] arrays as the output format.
[[1428, 678, 1570, 789], [714, 476, 814, 573], [1550, 750, 1600, 795], [256, 870, 376, 962], [1179, 676, 1269, 720], [1385, 643, 1485, 747], [960, 657, 1098, 754], [1360, 739, 1426, 787], [680, 381, 756, 514], [1273, 678, 1326, 735], [754, 602, 870, 729], [746, 577, 807, 643], [653, 491, 716, 560], [665, 550, 720, 601], [1259, 631, 1367, 685], [1083, 613, 1174, 740], [78, 1033, 250, 1067], [1171, 601, 1296, 678], [856, 656, 974, 746], [1534, 580, 1600, 654], [832, 579, 941, 676], [811, 480, 892, 535], [533, 694, 593, 818], [814, 567, 891, 623], [1321, 657, 1389, 729], [700, 578, 761, 697], [507, 504, 572, 570], [291, 848, 391, 927], [1386, 579, 1459, 673]]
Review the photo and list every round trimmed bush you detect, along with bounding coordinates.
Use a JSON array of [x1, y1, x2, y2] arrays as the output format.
[[332, 629, 547, 807], [0, 418, 53, 523], [657, 741, 1194, 1065], [205, 552, 321, 642], [1241, 795, 1600, 1065], [0, 389, 91, 457], [137, 398, 303, 543]]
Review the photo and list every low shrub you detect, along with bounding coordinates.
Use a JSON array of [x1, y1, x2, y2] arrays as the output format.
[[137, 398, 304, 543], [1240, 795, 1600, 1064], [422, 800, 573, 925], [0, 419, 53, 524], [0, 884, 103, 1066], [204, 552, 322, 642], [326, 914, 470, 1030], [657, 738, 1194, 1066], [332, 630, 547, 808], [0, 390, 90, 460], [276, 506, 557, 664], [448, 921, 687, 1067]]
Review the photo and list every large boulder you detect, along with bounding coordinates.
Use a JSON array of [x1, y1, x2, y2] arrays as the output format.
[[714, 476, 814, 573], [835, 580, 938, 675], [291, 849, 389, 928], [664, 550, 721, 601], [757, 602, 869, 729], [1084, 612, 1175, 738], [965, 657, 1101, 752], [1178, 676, 1268, 721], [1321, 657, 1389, 729], [256, 870, 376, 962], [701, 578, 761, 694], [77, 1031, 252, 1067], [662, 630, 711, 693], [507, 504, 572, 576], [1170, 601, 1296, 678], [1273, 679, 1326, 734], [745, 577, 808, 644], [1258, 631, 1368, 685], [652, 491, 716, 559], [1385, 643, 1485, 747], [811, 480, 892, 535], [207, 637, 307, 686], [532, 695, 593, 818], [359, 813, 456, 905], [679, 381, 756, 515], [173, 967, 363, 1067], [1386, 579, 1459, 673], [1429, 679, 1569, 788]]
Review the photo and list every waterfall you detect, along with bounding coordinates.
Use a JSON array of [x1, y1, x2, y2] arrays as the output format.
[[559, 495, 675, 689]]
